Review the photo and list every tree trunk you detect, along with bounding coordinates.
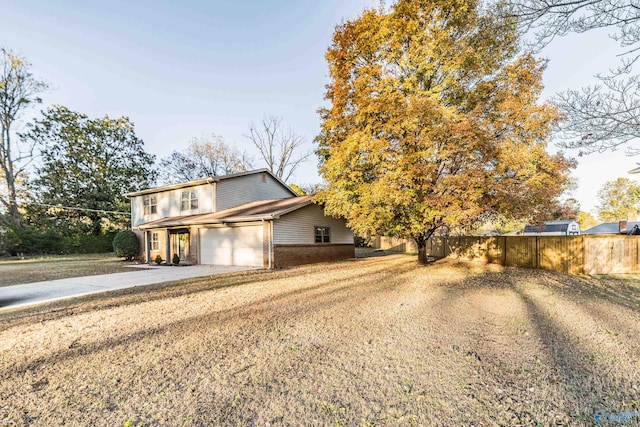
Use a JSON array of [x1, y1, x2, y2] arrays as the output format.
[[1, 128, 20, 223], [413, 226, 439, 265], [417, 239, 428, 264]]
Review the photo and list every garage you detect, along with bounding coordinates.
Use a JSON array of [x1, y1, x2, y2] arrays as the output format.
[[199, 225, 264, 267]]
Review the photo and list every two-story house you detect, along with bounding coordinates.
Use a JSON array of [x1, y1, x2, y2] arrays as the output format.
[[127, 169, 354, 268]]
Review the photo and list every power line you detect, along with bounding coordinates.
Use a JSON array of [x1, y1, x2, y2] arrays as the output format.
[[9, 200, 131, 216]]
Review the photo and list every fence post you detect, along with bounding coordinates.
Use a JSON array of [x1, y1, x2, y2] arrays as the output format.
[[501, 236, 506, 265]]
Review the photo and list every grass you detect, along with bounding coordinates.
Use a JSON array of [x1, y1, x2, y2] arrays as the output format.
[[0, 255, 639, 426], [0, 253, 137, 287]]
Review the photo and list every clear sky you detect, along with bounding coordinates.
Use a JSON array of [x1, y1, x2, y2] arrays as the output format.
[[0, 0, 630, 216]]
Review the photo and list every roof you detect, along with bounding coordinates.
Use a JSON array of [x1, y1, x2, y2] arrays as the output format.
[[523, 219, 578, 234], [583, 221, 640, 235], [138, 195, 314, 229], [126, 169, 297, 198]]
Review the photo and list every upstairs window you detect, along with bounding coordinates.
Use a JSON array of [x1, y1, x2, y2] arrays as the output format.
[[143, 196, 157, 215], [181, 190, 198, 211], [314, 226, 330, 244]]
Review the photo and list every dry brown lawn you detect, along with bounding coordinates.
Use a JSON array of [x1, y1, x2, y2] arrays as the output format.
[[0, 255, 638, 426], [0, 254, 136, 287]]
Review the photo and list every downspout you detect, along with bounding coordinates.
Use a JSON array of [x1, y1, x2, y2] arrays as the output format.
[[262, 218, 272, 269], [270, 219, 274, 269], [207, 177, 216, 212]]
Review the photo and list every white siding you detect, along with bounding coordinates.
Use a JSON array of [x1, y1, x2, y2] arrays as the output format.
[[200, 225, 263, 266], [273, 204, 353, 245], [131, 183, 215, 227], [216, 172, 294, 211]]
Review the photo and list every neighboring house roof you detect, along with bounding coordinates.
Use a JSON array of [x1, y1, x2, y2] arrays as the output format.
[[126, 169, 297, 198], [138, 196, 314, 229], [523, 220, 578, 234], [583, 221, 640, 235]]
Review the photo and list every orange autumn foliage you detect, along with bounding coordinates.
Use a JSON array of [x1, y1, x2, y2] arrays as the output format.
[[315, 0, 575, 263]]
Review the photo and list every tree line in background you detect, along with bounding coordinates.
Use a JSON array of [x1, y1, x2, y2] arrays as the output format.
[[0, 49, 310, 255], [2, 0, 639, 258]]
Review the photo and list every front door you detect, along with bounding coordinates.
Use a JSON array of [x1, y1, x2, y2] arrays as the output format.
[[172, 232, 189, 261]]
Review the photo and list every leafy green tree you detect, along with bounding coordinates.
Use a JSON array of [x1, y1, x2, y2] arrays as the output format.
[[595, 177, 640, 222], [23, 105, 156, 235], [0, 48, 48, 223], [316, 0, 575, 264]]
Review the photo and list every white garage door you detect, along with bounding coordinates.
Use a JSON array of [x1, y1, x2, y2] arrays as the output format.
[[200, 226, 263, 267]]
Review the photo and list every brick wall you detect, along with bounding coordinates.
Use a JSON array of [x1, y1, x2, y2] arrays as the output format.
[[273, 244, 354, 268]]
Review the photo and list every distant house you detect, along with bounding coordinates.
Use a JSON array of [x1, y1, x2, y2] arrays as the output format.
[[127, 169, 354, 268], [523, 219, 580, 236], [583, 220, 640, 235]]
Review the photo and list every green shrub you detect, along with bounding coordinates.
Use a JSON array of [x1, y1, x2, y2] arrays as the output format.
[[4, 226, 64, 255], [112, 230, 139, 260], [3, 225, 119, 256], [63, 232, 116, 254], [354, 234, 370, 248], [172, 253, 180, 265], [155, 254, 162, 265]]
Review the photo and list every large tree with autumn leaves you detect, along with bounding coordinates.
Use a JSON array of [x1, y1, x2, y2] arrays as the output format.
[[316, 0, 575, 264]]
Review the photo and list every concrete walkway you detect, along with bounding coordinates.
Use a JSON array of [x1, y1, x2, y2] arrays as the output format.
[[0, 265, 255, 310]]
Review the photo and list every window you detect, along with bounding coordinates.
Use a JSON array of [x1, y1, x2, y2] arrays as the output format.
[[150, 232, 159, 251], [181, 190, 198, 211], [143, 196, 157, 215], [314, 226, 330, 244]]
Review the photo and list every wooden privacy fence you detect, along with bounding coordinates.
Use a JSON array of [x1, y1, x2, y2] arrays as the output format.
[[374, 235, 640, 275]]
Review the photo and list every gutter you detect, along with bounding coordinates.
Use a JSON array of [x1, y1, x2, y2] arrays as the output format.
[[138, 214, 276, 230]]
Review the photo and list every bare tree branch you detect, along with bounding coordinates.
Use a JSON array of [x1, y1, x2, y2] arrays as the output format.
[[158, 134, 253, 185], [0, 47, 48, 223], [246, 116, 312, 183], [506, 0, 640, 155]]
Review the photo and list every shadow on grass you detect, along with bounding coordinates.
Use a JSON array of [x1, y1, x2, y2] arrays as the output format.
[[5, 256, 639, 425], [440, 258, 640, 313], [547, 273, 640, 313], [0, 256, 399, 323], [0, 256, 422, 378], [430, 264, 638, 424], [513, 287, 607, 423]]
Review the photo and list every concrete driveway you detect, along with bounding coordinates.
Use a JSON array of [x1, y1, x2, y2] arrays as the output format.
[[0, 265, 255, 310]]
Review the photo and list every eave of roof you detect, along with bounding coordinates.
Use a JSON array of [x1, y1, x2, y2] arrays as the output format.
[[126, 169, 297, 198], [137, 196, 314, 229], [583, 221, 640, 235]]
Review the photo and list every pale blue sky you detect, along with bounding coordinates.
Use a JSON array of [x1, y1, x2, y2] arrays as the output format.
[[0, 0, 628, 215]]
